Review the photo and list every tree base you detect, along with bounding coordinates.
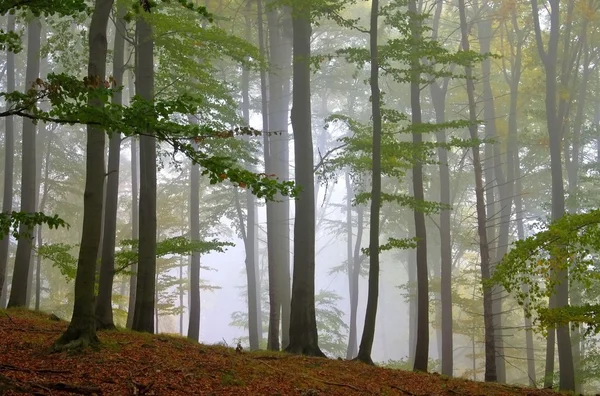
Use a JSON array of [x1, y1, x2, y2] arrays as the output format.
[[52, 325, 99, 352], [353, 354, 374, 365], [95, 319, 116, 331], [285, 343, 327, 358]]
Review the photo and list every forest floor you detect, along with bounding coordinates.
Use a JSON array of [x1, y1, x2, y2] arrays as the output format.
[[0, 309, 564, 396]]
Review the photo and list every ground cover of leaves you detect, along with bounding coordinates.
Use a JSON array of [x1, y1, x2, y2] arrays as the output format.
[[0, 309, 563, 395]]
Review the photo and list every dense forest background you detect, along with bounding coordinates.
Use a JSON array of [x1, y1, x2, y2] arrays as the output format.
[[0, 0, 599, 393]]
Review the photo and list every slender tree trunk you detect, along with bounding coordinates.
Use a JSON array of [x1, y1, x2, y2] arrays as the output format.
[[344, 172, 358, 360], [35, 133, 53, 311], [265, 7, 292, 350], [356, 0, 381, 364], [502, 9, 536, 385], [285, 0, 324, 357], [96, 6, 126, 330], [457, 0, 496, 381], [475, 11, 509, 382], [132, 11, 157, 334], [409, 0, 429, 373], [126, 67, 139, 329], [531, 1, 575, 390], [567, 27, 589, 394], [187, 120, 201, 342], [54, 0, 113, 349], [7, 18, 41, 309], [240, 12, 261, 349], [0, 14, 16, 308]]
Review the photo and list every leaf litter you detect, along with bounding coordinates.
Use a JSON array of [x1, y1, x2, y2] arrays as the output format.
[[0, 309, 562, 395]]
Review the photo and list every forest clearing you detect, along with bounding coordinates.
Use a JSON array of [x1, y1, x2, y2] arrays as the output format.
[[0, 309, 562, 396]]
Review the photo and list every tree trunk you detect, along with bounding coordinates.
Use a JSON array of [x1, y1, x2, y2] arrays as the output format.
[[285, 0, 324, 357], [7, 18, 41, 309], [132, 12, 157, 334], [457, 0, 497, 381], [408, 0, 429, 373], [355, 0, 381, 365], [53, 0, 113, 349], [96, 6, 126, 330], [531, 0, 575, 390], [475, 12, 509, 382], [240, 12, 261, 349], [35, 133, 53, 311], [126, 68, 139, 329], [265, 7, 292, 350], [502, 8, 536, 385], [0, 14, 16, 308], [187, 119, 201, 342]]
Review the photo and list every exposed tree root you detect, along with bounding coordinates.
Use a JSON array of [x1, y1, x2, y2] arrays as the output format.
[[0, 363, 69, 374], [284, 343, 327, 358], [52, 329, 99, 352]]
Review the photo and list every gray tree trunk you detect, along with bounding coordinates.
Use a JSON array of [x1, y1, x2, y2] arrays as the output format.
[[132, 12, 157, 334], [126, 72, 138, 329], [187, 117, 201, 341], [409, 0, 429, 373], [240, 12, 261, 349], [458, 0, 497, 381], [7, 17, 42, 309], [475, 11, 508, 382], [53, 0, 113, 349], [0, 14, 16, 308], [35, 133, 53, 311], [96, 6, 126, 330], [356, 0, 381, 364], [531, 0, 575, 390], [265, 7, 292, 350], [285, 0, 324, 357]]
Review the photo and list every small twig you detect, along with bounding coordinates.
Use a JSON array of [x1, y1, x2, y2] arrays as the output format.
[[3, 312, 16, 325]]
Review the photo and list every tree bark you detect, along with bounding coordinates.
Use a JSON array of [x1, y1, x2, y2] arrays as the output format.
[[126, 72, 138, 329], [265, 6, 292, 350], [35, 133, 53, 311], [355, 0, 381, 365], [187, 117, 201, 341], [7, 17, 41, 309], [53, 0, 113, 349], [531, 0, 575, 390], [0, 14, 16, 308], [285, 0, 324, 357], [95, 5, 126, 330], [409, 0, 429, 373], [240, 11, 261, 349], [457, 0, 496, 381], [132, 11, 157, 334]]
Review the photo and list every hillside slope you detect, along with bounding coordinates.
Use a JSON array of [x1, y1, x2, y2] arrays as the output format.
[[0, 309, 561, 395]]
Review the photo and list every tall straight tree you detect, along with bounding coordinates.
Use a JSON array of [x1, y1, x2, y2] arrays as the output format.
[[126, 71, 138, 329], [531, 0, 575, 390], [53, 0, 113, 349], [356, 0, 381, 365], [457, 0, 496, 382], [7, 17, 42, 308], [96, 5, 127, 330], [408, 0, 428, 373], [285, 0, 324, 357], [265, 6, 292, 351], [474, 2, 509, 382], [428, 0, 452, 376], [187, 117, 201, 341], [132, 7, 157, 334], [240, 6, 261, 350], [0, 14, 16, 308]]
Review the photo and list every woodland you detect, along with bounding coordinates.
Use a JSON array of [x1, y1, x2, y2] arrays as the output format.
[[0, 0, 599, 394]]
